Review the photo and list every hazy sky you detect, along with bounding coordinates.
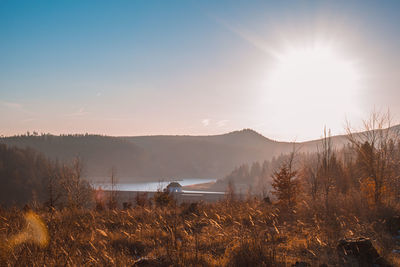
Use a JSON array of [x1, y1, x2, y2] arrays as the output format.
[[1, 0, 400, 141]]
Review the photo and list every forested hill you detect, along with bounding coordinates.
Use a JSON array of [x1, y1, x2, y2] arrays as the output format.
[[0, 134, 145, 181], [1, 127, 390, 182], [0, 130, 290, 181]]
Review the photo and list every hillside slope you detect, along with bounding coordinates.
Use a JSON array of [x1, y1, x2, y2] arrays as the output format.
[[2, 126, 397, 182], [0, 130, 292, 181]]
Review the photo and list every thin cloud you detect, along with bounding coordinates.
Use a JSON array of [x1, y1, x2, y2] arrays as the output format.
[[65, 108, 89, 117], [216, 120, 229, 127], [21, 118, 38, 123], [0, 101, 36, 116], [202, 119, 210, 127], [1, 101, 23, 109]]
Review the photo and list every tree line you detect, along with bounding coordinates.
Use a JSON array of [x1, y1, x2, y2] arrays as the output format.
[[217, 111, 400, 220], [0, 144, 92, 208], [271, 111, 400, 221]]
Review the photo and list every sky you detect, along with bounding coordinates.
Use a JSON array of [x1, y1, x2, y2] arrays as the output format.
[[1, 0, 400, 141]]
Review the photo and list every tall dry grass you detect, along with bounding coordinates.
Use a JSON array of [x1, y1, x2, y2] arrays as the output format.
[[0, 196, 399, 266]]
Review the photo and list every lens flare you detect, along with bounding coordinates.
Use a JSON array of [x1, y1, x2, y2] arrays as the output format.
[[8, 211, 49, 249]]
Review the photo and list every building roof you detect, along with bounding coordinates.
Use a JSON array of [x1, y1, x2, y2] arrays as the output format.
[[167, 182, 182, 188]]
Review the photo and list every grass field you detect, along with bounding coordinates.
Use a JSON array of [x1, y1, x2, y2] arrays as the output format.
[[1, 196, 399, 266]]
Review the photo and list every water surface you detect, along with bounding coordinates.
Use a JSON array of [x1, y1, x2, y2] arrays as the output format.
[[94, 178, 218, 193]]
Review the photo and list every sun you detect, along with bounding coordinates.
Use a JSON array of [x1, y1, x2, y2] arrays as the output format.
[[267, 44, 360, 101], [263, 42, 362, 139]]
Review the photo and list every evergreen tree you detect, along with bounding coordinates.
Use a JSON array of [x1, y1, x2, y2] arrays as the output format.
[[271, 160, 298, 211]]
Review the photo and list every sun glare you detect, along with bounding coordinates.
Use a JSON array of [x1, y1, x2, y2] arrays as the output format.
[[264, 43, 362, 139], [268, 44, 360, 101]]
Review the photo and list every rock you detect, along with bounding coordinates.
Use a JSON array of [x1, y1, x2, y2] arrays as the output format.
[[385, 216, 400, 234], [337, 237, 391, 267], [263, 196, 271, 204]]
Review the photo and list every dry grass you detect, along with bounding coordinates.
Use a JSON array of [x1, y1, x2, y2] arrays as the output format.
[[0, 198, 399, 266]]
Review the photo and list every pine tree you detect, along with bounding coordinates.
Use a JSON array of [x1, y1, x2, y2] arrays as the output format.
[[271, 162, 298, 211]]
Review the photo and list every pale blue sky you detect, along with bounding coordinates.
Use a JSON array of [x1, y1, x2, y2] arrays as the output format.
[[1, 0, 400, 140]]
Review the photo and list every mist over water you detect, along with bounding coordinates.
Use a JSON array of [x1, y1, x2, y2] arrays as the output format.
[[94, 178, 216, 192]]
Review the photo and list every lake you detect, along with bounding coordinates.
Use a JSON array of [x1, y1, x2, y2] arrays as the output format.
[[93, 178, 222, 193]]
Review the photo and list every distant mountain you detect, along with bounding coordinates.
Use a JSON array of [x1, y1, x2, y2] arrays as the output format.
[[119, 129, 295, 180], [1, 126, 398, 182]]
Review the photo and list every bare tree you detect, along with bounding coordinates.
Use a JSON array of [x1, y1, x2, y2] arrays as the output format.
[[301, 155, 319, 201], [44, 160, 62, 209], [346, 110, 399, 206], [225, 180, 236, 203], [60, 157, 93, 209], [317, 127, 336, 212], [107, 167, 118, 209]]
